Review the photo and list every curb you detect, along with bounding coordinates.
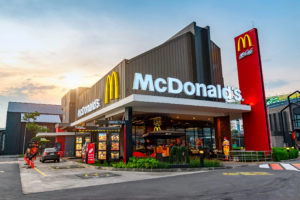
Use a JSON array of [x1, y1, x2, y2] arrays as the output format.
[[94, 165, 249, 172], [64, 159, 250, 172]]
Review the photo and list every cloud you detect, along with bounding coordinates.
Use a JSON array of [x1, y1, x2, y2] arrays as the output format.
[[265, 80, 289, 90], [54, 75, 66, 80], [61, 88, 67, 92], [84, 74, 101, 78], [1, 81, 57, 97]]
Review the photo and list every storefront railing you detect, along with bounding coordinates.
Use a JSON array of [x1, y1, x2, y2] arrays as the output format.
[[215, 150, 273, 163]]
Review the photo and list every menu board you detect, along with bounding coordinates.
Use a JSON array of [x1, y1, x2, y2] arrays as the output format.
[[111, 133, 119, 141], [76, 144, 82, 150], [111, 142, 119, 150], [111, 152, 119, 159], [98, 151, 106, 160], [98, 142, 106, 150], [76, 137, 82, 143], [98, 133, 107, 160], [111, 132, 120, 159], [76, 136, 83, 157], [98, 133, 107, 141], [76, 151, 81, 157]]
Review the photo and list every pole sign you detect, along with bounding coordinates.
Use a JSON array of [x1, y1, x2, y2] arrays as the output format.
[[87, 143, 94, 164], [94, 120, 128, 125], [234, 28, 271, 151]]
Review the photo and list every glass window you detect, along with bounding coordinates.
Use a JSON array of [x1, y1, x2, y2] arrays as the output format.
[[211, 128, 215, 148], [132, 126, 136, 150], [203, 128, 212, 148], [186, 128, 195, 149], [175, 128, 186, 147], [195, 128, 203, 148], [135, 126, 146, 152]]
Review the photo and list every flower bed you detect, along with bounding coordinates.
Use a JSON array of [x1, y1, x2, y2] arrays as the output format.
[[111, 156, 223, 169]]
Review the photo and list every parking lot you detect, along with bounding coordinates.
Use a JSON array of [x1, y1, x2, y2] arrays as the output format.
[[19, 158, 206, 194]]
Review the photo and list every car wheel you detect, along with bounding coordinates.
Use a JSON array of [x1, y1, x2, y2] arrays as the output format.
[[42, 160, 45, 163], [57, 159, 60, 162]]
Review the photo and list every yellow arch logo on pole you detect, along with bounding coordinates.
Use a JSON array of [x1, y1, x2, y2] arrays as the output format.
[[237, 34, 253, 51], [105, 71, 119, 104]]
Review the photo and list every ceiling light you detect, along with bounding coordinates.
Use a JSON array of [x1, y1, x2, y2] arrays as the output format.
[[208, 118, 210, 120], [177, 116, 179, 118], [193, 117, 195, 119]]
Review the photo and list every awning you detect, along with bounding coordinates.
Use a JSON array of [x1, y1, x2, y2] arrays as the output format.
[[36, 132, 75, 137], [71, 94, 251, 126], [140, 130, 186, 139]]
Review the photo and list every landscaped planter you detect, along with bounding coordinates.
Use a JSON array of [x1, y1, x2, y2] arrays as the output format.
[[170, 164, 189, 168]]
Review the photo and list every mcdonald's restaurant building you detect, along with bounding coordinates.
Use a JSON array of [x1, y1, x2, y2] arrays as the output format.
[[55, 22, 261, 162]]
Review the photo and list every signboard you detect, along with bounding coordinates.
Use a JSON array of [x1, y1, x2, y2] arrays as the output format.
[[94, 120, 128, 125], [87, 143, 94, 164], [77, 99, 101, 118], [266, 93, 300, 106], [133, 73, 242, 101], [234, 28, 271, 151]]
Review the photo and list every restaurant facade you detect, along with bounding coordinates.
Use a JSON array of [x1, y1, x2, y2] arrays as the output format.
[[48, 22, 274, 162]]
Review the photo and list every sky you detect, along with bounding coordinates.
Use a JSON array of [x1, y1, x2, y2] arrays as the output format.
[[0, 0, 300, 127]]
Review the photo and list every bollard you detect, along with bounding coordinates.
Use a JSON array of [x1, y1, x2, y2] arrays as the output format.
[[31, 160, 34, 169], [199, 150, 204, 167]]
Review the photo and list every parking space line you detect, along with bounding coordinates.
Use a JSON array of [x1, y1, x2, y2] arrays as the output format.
[[34, 167, 47, 176]]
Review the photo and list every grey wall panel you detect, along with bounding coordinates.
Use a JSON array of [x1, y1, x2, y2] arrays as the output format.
[[65, 136, 75, 152], [4, 112, 21, 155], [126, 33, 195, 100]]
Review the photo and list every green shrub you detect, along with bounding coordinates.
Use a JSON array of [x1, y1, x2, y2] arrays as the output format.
[[180, 146, 190, 163], [189, 159, 223, 168], [272, 147, 298, 161], [112, 157, 161, 169], [233, 147, 244, 150], [169, 146, 190, 163]]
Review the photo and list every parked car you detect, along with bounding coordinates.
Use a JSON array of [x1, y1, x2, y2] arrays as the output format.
[[40, 148, 60, 163]]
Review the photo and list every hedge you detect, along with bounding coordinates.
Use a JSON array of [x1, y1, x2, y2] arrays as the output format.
[[272, 147, 299, 161]]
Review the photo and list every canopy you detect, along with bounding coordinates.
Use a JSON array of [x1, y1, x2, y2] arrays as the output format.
[[140, 130, 186, 139]]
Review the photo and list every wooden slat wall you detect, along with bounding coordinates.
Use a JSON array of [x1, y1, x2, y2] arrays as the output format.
[[211, 41, 225, 102], [125, 32, 195, 99]]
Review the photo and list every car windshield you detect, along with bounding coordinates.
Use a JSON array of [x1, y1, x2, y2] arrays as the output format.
[[45, 148, 56, 152]]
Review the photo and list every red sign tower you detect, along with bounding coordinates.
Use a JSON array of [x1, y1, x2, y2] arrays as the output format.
[[234, 28, 271, 151]]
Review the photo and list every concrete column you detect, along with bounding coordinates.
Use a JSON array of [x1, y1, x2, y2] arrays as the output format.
[[124, 107, 133, 163]]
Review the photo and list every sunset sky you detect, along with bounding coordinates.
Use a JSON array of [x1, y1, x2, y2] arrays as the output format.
[[1, 0, 300, 127]]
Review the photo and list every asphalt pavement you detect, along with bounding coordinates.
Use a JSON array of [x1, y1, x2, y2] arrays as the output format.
[[0, 158, 300, 200]]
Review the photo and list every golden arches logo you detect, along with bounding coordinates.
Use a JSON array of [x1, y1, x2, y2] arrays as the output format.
[[154, 126, 161, 131], [105, 71, 119, 104], [237, 34, 253, 51]]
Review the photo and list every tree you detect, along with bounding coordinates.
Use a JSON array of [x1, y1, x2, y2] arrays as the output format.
[[22, 111, 50, 153]]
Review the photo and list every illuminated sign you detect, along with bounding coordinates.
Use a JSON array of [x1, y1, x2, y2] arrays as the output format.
[[105, 71, 119, 104], [237, 34, 253, 60], [132, 73, 242, 101], [77, 99, 100, 118]]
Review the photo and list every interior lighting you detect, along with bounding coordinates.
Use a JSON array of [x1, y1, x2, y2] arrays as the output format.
[[177, 116, 179, 118], [193, 117, 195, 119]]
